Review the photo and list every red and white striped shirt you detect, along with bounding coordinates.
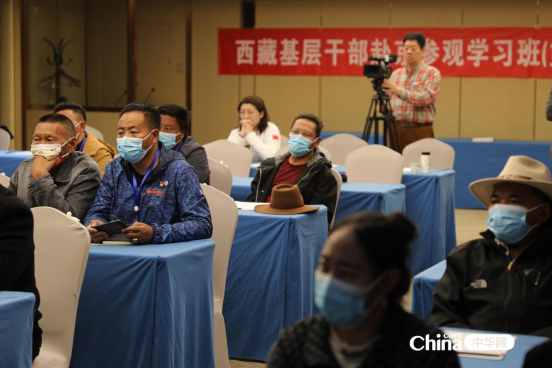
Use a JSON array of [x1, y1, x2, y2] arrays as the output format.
[[389, 62, 441, 123]]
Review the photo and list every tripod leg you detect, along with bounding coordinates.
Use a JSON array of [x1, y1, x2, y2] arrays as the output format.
[[362, 98, 376, 142]]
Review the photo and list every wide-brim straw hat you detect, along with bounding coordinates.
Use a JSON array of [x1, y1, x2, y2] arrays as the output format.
[[255, 184, 319, 215], [469, 155, 552, 207]]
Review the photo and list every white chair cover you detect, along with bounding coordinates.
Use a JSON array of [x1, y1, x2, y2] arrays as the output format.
[[345, 145, 404, 184], [204, 140, 252, 177], [319, 133, 368, 165], [0, 129, 10, 150], [85, 125, 104, 140], [0, 173, 9, 188], [329, 168, 342, 230], [31, 207, 91, 368], [402, 138, 455, 169], [207, 158, 233, 195], [200, 184, 238, 368]]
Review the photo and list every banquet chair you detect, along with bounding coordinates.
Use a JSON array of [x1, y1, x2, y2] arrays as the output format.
[[319, 133, 368, 165], [275, 145, 333, 162], [207, 157, 233, 195], [345, 145, 404, 184], [200, 184, 239, 368], [0, 128, 10, 150], [85, 125, 104, 140], [204, 139, 252, 177], [0, 173, 9, 188], [402, 138, 455, 169], [329, 168, 342, 230], [31, 207, 91, 368]]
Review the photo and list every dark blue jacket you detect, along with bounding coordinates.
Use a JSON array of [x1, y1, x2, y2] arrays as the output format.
[[84, 143, 212, 243]]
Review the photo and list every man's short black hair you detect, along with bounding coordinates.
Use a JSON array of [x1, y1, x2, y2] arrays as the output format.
[[120, 102, 161, 130], [52, 102, 87, 122], [403, 32, 426, 49], [291, 113, 324, 138], [158, 104, 190, 139], [37, 113, 76, 139]]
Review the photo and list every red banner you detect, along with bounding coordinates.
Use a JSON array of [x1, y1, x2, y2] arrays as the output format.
[[218, 28, 552, 78]]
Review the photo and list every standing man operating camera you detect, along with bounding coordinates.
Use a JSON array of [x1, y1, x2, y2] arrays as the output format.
[[382, 32, 441, 153]]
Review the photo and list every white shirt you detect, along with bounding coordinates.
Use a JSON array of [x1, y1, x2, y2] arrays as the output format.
[[227, 121, 281, 162]]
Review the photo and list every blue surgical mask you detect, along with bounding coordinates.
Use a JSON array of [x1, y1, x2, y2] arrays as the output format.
[[159, 132, 181, 150], [288, 135, 315, 157], [314, 270, 387, 330], [117, 130, 156, 163], [488, 204, 542, 244]]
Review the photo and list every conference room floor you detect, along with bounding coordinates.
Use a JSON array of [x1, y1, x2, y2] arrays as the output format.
[[229, 209, 488, 367]]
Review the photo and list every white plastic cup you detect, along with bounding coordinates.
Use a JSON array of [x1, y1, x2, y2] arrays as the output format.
[[410, 163, 420, 173], [421, 152, 430, 173]]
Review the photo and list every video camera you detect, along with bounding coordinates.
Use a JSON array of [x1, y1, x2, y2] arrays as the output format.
[[363, 55, 397, 96]]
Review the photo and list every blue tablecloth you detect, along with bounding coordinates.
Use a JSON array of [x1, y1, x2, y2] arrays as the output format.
[[231, 177, 406, 221], [334, 166, 456, 274], [0, 292, 35, 368], [318, 132, 552, 209], [442, 139, 552, 209], [0, 150, 32, 177], [70, 241, 215, 368], [334, 182, 405, 222], [224, 208, 328, 361], [411, 260, 446, 320]]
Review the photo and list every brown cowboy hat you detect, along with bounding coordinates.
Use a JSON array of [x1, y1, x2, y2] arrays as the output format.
[[255, 184, 319, 215], [469, 155, 552, 207]]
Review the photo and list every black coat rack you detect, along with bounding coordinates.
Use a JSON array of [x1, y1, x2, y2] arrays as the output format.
[[37, 37, 81, 103]]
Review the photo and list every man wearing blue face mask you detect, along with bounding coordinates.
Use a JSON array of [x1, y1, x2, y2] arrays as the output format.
[[84, 102, 212, 245], [9, 113, 101, 222], [431, 155, 552, 338], [247, 113, 338, 225], [158, 104, 210, 184]]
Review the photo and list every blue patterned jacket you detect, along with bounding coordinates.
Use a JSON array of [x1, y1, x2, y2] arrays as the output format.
[[84, 143, 212, 243]]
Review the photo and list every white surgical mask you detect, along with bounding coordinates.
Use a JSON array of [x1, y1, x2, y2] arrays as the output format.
[[31, 139, 72, 161]]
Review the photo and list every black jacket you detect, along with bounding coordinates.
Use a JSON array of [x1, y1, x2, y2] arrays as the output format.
[[0, 186, 42, 360], [267, 303, 460, 368], [431, 227, 552, 337], [247, 149, 338, 224], [177, 136, 211, 185]]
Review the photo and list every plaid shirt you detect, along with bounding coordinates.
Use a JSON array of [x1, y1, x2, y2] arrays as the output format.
[[389, 62, 441, 123]]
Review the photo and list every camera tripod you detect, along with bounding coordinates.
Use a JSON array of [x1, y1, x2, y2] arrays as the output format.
[[361, 91, 398, 151]]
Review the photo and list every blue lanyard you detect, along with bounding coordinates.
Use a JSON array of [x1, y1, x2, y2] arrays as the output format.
[[175, 140, 184, 152], [132, 148, 161, 221], [78, 136, 87, 152]]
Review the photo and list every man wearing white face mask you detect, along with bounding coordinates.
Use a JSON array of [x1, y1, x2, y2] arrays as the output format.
[[9, 114, 101, 222], [84, 102, 212, 245], [431, 155, 552, 338], [53, 102, 116, 176], [247, 113, 338, 225]]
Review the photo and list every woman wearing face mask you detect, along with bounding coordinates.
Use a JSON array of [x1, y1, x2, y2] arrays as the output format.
[[227, 95, 281, 161], [268, 212, 460, 368]]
